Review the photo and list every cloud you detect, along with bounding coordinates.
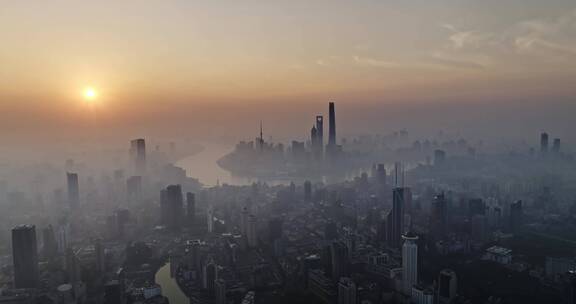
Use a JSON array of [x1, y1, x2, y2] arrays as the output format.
[[438, 10, 576, 67], [352, 56, 399, 68], [429, 55, 486, 70]]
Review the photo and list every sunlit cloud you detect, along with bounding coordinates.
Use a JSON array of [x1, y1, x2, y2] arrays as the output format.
[[352, 56, 399, 68]]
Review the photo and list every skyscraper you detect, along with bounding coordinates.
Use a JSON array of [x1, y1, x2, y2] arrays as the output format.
[[66, 247, 81, 284], [430, 192, 448, 240], [540, 132, 549, 154], [126, 176, 142, 203], [402, 232, 419, 295], [338, 277, 357, 304], [434, 150, 446, 166], [215, 278, 227, 304], [247, 214, 258, 248], [553, 138, 561, 154], [376, 164, 386, 186], [330, 241, 350, 281], [510, 200, 523, 233], [328, 101, 336, 148], [187, 192, 196, 224], [304, 180, 312, 202], [202, 258, 218, 292], [160, 185, 184, 231], [66, 172, 79, 208], [41, 225, 58, 260], [438, 269, 457, 304], [389, 188, 405, 248], [130, 138, 146, 175], [12, 225, 39, 288], [207, 205, 214, 233], [316, 115, 324, 158], [95, 239, 105, 274]]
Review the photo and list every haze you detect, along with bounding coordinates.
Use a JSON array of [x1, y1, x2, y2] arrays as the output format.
[[1, 0, 576, 152]]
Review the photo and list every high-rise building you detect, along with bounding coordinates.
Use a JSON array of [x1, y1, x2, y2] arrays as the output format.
[[126, 176, 142, 203], [376, 164, 386, 186], [66, 248, 81, 283], [268, 217, 283, 243], [240, 206, 249, 236], [402, 232, 419, 295], [553, 138, 561, 154], [215, 279, 227, 304], [540, 132, 549, 154], [510, 200, 523, 233], [187, 192, 196, 224], [130, 138, 146, 175], [328, 102, 336, 148], [316, 115, 324, 158], [207, 205, 215, 233], [389, 188, 405, 248], [437, 269, 457, 304], [202, 258, 218, 292], [56, 222, 70, 253], [160, 185, 184, 231], [247, 214, 258, 248], [41, 225, 58, 260], [95, 239, 105, 274], [330, 241, 350, 281], [12, 225, 39, 288], [104, 280, 125, 304], [338, 277, 357, 304], [66, 172, 79, 208], [468, 198, 486, 218], [304, 180, 312, 202], [430, 193, 448, 240], [434, 150, 446, 166]]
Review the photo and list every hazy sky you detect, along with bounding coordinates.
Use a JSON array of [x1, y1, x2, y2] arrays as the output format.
[[1, 0, 576, 146]]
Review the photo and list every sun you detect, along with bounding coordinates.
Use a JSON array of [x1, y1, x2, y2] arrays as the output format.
[[83, 87, 98, 101]]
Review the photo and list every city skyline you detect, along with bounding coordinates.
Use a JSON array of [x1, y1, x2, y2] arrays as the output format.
[[1, 1, 576, 146], [1, 2, 576, 304]]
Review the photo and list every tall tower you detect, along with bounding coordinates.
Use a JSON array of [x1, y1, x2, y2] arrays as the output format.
[[160, 185, 184, 231], [328, 102, 336, 147], [12, 225, 39, 288], [389, 188, 405, 248], [215, 278, 227, 304], [258, 121, 264, 151], [316, 115, 324, 156], [431, 192, 448, 240], [130, 138, 146, 175], [187, 192, 196, 224], [402, 232, 419, 295], [330, 241, 350, 281], [338, 277, 357, 304], [438, 269, 457, 304], [540, 132, 549, 154], [66, 172, 79, 208], [247, 214, 258, 248], [552, 138, 561, 153], [304, 180, 312, 202]]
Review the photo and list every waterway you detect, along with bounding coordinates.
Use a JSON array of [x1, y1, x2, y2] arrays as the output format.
[[155, 263, 189, 304], [175, 143, 285, 187], [175, 142, 379, 187]]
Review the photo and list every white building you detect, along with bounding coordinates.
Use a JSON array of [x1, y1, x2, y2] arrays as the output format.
[[411, 285, 434, 304], [484, 246, 512, 265], [338, 277, 357, 304], [402, 232, 419, 295]]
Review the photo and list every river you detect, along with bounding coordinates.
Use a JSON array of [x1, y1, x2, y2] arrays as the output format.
[[155, 263, 189, 304], [175, 143, 284, 187]]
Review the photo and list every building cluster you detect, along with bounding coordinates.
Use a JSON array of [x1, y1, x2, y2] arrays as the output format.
[[1, 112, 575, 304]]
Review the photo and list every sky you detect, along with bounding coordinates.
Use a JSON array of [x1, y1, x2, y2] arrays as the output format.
[[1, 0, 575, 148]]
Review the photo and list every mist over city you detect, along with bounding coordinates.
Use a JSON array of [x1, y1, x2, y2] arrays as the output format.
[[1, 1, 576, 304]]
